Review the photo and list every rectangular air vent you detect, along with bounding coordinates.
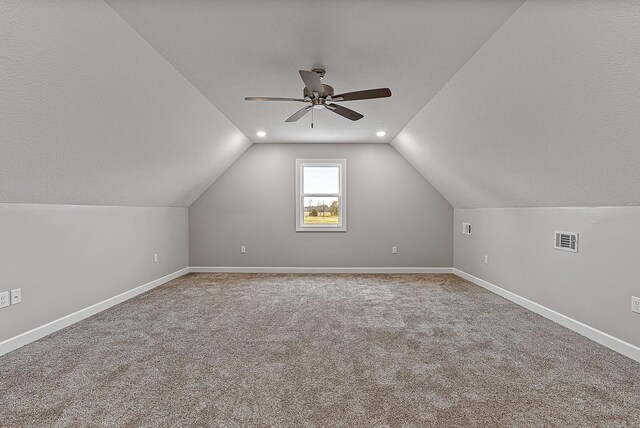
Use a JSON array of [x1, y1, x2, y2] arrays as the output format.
[[554, 231, 578, 253], [462, 223, 472, 235]]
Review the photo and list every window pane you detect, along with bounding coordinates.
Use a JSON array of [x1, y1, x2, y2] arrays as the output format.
[[303, 166, 339, 194], [303, 197, 339, 225]]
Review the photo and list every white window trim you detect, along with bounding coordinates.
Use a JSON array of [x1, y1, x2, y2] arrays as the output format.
[[295, 159, 347, 232]]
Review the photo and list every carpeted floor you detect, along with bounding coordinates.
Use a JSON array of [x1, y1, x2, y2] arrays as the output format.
[[1, 273, 639, 427]]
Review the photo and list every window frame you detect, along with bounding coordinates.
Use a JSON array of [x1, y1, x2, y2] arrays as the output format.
[[295, 159, 347, 232]]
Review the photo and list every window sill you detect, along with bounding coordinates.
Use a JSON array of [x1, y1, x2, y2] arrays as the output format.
[[296, 226, 347, 233]]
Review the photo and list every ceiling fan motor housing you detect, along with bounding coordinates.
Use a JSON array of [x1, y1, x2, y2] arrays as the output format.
[[304, 84, 334, 100]]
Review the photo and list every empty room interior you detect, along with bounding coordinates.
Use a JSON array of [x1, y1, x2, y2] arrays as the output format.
[[1, 0, 639, 426]]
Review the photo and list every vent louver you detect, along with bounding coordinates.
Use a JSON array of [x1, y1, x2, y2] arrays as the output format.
[[554, 231, 578, 253]]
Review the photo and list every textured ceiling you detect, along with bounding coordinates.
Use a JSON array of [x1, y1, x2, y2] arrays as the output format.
[[392, 0, 640, 208], [105, 0, 525, 144], [0, 0, 251, 207], [3, 0, 638, 209]]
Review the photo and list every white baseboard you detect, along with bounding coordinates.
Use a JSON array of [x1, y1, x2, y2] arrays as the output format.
[[0, 267, 189, 357], [189, 266, 454, 274], [453, 268, 640, 363]]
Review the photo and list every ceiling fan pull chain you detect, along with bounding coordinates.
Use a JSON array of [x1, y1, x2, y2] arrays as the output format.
[[311, 108, 314, 128]]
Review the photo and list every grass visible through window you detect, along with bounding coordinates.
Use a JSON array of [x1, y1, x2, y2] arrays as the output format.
[[303, 198, 338, 224]]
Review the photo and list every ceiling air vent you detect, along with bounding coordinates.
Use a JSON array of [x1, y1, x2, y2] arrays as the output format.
[[554, 231, 578, 253], [462, 223, 472, 235]]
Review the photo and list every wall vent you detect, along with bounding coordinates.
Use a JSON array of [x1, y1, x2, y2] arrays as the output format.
[[554, 231, 578, 253], [462, 223, 472, 235]]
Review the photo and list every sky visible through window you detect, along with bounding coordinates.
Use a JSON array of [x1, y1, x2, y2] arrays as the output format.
[[303, 167, 339, 194]]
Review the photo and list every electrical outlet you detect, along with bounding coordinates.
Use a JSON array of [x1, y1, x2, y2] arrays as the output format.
[[632, 296, 640, 314], [240, 245, 246, 254], [10, 288, 21, 305], [153, 253, 158, 263], [484, 255, 488, 264], [0, 291, 9, 309], [392, 246, 398, 254]]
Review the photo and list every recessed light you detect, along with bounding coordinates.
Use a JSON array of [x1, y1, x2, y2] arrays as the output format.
[[376, 131, 386, 137], [256, 131, 266, 138]]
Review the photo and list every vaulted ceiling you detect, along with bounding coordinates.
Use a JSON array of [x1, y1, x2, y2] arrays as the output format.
[[2, 0, 638, 208], [105, 0, 524, 144], [391, 0, 640, 208], [0, 0, 251, 207]]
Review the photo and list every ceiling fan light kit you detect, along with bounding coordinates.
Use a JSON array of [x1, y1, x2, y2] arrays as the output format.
[[245, 69, 391, 126]]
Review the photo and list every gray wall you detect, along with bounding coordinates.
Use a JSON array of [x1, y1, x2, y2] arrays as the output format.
[[0, 204, 188, 342], [190, 144, 453, 267], [454, 207, 640, 347]]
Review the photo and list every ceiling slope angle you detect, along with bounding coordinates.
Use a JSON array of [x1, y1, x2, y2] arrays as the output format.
[[0, 0, 251, 207], [106, 0, 525, 144], [392, 0, 640, 208]]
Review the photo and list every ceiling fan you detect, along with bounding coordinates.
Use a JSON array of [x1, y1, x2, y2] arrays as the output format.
[[245, 69, 391, 123]]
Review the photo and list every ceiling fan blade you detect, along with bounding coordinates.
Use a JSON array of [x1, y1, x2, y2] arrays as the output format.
[[285, 106, 312, 122], [299, 70, 323, 97], [332, 88, 392, 102], [326, 104, 364, 121], [245, 97, 306, 102]]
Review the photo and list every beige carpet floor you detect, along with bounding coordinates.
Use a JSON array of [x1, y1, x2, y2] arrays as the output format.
[[1, 273, 639, 427]]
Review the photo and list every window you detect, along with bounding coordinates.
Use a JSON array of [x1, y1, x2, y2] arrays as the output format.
[[296, 159, 347, 232]]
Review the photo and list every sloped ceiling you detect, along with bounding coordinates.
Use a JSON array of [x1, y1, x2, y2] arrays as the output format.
[[0, 0, 251, 207], [3, 1, 638, 210], [392, 0, 640, 208], [105, 0, 525, 144]]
